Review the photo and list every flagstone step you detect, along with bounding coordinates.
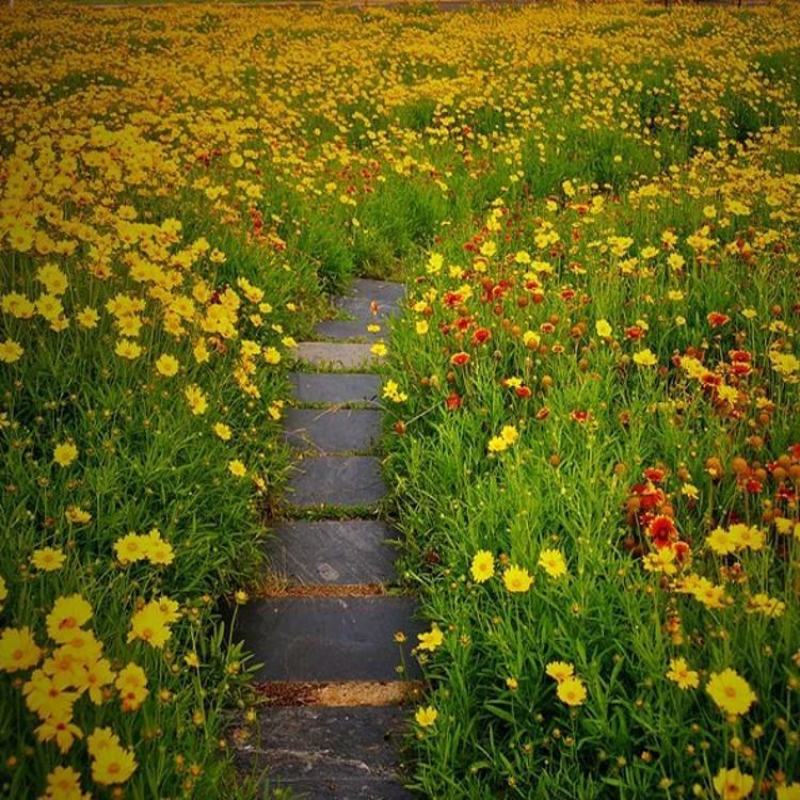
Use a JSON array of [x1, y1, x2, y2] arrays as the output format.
[[348, 279, 406, 306], [315, 318, 385, 341], [265, 520, 396, 585], [234, 706, 412, 799], [290, 372, 380, 407], [284, 409, 382, 454], [238, 596, 422, 682], [287, 456, 385, 509], [296, 342, 380, 371]]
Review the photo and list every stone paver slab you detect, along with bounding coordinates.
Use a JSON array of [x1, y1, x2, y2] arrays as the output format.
[[296, 342, 379, 370], [287, 456, 385, 508], [237, 596, 422, 681], [284, 409, 382, 454], [235, 706, 412, 799], [314, 318, 385, 341], [335, 296, 395, 325], [289, 373, 380, 407], [266, 520, 396, 584], [349, 279, 405, 305]]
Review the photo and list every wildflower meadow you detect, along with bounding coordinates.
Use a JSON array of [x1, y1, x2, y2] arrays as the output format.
[[1, 1, 798, 798]]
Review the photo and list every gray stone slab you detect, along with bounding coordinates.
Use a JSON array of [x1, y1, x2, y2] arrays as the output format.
[[266, 520, 396, 584], [237, 597, 422, 681], [284, 409, 382, 454], [335, 296, 395, 325], [315, 318, 385, 341], [287, 456, 385, 508], [235, 706, 412, 799], [289, 373, 380, 407], [349, 279, 405, 305], [296, 342, 380, 370]]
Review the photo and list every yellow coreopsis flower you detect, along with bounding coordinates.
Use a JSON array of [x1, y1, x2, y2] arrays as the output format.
[[538, 548, 567, 579], [502, 565, 533, 593], [712, 767, 754, 800], [706, 669, 756, 716], [415, 706, 438, 728], [470, 550, 495, 583], [53, 441, 78, 468], [417, 625, 444, 652]]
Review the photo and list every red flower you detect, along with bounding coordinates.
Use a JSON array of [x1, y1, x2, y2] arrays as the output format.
[[445, 392, 462, 411], [450, 352, 470, 367], [624, 325, 645, 341], [570, 410, 590, 423], [647, 515, 677, 549], [471, 327, 491, 346], [643, 467, 666, 484], [707, 311, 730, 328], [515, 386, 532, 399]]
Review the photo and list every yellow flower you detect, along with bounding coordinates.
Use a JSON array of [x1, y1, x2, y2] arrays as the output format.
[[127, 599, 178, 649], [502, 565, 533, 593], [417, 625, 444, 652], [712, 767, 754, 799], [31, 547, 66, 572], [155, 354, 179, 377], [116, 662, 149, 711], [35, 711, 83, 754], [371, 342, 388, 357], [0, 626, 42, 671], [65, 505, 92, 525], [470, 550, 495, 583], [595, 319, 612, 338], [556, 677, 587, 706], [488, 435, 508, 454], [228, 459, 247, 477], [500, 425, 519, 446], [43, 766, 85, 799], [114, 339, 142, 360], [538, 548, 567, 579], [776, 784, 800, 800], [415, 320, 429, 335], [213, 422, 232, 441], [0, 339, 24, 363], [46, 595, 93, 643], [91, 741, 138, 785], [114, 532, 148, 565], [184, 384, 208, 415], [633, 348, 657, 367], [666, 657, 699, 690], [53, 441, 78, 468], [143, 529, 175, 566], [36, 264, 69, 295], [415, 706, 438, 727], [76, 306, 100, 329], [545, 661, 574, 683], [707, 669, 756, 716]]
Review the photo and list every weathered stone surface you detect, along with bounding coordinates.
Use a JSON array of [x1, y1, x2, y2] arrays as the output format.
[[348, 279, 405, 305], [235, 706, 412, 799], [287, 456, 385, 508], [237, 596, 422, 681], [335, 297, 394, 325], [265, 520, 396, 584], [284, 409, 382, 454], [314, 318, 385, 341], [289, 373, 380, 407], [296, 342, 379, 370]]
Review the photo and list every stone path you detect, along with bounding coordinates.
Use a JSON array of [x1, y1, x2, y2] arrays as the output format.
[[236, 279, 421, 799]]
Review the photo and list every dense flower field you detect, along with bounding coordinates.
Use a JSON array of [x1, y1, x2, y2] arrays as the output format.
[[1, 1, 798, 798]]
